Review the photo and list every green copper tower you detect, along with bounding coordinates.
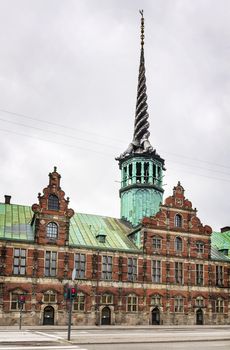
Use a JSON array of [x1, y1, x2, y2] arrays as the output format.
[[116, 11, 165, 227]]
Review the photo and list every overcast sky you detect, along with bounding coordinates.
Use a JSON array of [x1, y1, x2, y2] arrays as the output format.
[[0, 0, 229, 231]]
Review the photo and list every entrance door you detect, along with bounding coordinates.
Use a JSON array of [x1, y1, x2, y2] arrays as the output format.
[[196, 308, 203, 325], [101, 307, 111, 325], [43, 306, 54, 325], [152, 307, 160, 325]]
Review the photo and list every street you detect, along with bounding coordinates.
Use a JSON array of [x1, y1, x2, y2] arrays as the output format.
[[0, 326, 230, 349]]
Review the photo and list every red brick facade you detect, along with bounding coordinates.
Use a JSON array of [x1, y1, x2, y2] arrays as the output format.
[[0, 173, 229, 326]]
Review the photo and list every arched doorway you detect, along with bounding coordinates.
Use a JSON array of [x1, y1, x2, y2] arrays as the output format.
[[101, 307, 111, 325], [196, 308, 203, 325], [152, 307, 160, 325], [43, 306, 54, 325]]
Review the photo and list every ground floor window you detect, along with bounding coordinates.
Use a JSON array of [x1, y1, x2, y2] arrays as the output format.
[[127, 294, 138, 312], [216, 298, 224, 313], [73, 293, 85, 312], [10, 291, 25, 310], [174, 296, 184, 312]]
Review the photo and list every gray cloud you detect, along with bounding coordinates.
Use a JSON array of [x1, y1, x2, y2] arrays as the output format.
[[0, 0, 229, 231]]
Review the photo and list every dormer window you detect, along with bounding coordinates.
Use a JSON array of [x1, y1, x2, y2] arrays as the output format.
[[174, 214, 182, 228], [46, 222, 58, 240], [48, 194, 59, 211]]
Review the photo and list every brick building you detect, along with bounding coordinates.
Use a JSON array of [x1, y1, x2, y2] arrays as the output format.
[[0, 14, 229, 326]]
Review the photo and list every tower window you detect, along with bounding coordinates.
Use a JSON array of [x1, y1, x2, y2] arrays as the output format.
[[128, 164, 132, 184], [174, 214, 182, 227], [48, 194, 59, 211], [136, 162, 141, 183], [144, 162, 149, 183], [46, 222, 58, 240]]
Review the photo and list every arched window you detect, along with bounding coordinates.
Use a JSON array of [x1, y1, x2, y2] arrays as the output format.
[[152, 235, 162, 249], [46, 222, 58, 240], [127, 294, 138, 312], [174, 214, 182, 227], [48, 194, 59, 211], [175, 236, 182, 252]]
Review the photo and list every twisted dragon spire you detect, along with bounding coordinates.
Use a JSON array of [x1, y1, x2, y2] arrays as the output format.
[[117, 10, 153, 160]]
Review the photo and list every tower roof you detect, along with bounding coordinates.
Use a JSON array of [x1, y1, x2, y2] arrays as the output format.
[[117, 11, 155, 161]]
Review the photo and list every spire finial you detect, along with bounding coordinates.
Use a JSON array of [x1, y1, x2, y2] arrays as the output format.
[[116, 11, 153, 160], [139, 9, 144, 49]]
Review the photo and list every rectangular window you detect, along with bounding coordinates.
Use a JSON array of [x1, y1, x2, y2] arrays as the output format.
[[11, 293, 25, 310], [127, 295, 137, 312], [13, 248, 26, 275], [175, 262, 183, 284], [216, 266, 223, 286], [196, 264, 204, 285], [152, 260, 161, 283], [43, 293, 56, 303], [75, 253, 86, 279], [153, 236, 161, 249], [174, 297, 183, 312], [45, 251, 57, 277], [128, 257, 137, 282], [73, 294, 85, 311], [216, 299, 224, 313], [102, 256, 112, 280]]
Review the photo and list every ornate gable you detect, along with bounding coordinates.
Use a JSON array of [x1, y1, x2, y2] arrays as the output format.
[[32, 167, 74, 246]]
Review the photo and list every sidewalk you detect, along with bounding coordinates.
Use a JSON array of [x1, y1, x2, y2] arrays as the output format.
[[0, 325, 230, 345]]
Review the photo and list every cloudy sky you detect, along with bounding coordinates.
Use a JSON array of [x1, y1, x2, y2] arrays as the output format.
[[0, 0, 229, 231]]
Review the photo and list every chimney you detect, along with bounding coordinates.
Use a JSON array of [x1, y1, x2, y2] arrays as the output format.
[[4, 195, 11, 205]]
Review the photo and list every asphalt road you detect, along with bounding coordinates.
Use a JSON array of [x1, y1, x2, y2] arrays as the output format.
[[0, 326, 230, 349]]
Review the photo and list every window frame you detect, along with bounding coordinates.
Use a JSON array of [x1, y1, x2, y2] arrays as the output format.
[[152, 235, 162, 250], [151, 294, 161, 306], [45, 251, 57, 277], [216, 298, 224, 313], [174, 296, 184, 313], [46, 222, 58, 240], [74, 253, 86, 279], [13, 248, 26, 275], [174, 214, 182, 228], [48, 194, 59, 211], [127, 294, 138, 312], [175, 261, 183, 284], [216, 265, 224, 286], [196, 241, 205, 254], [101, 255, 113, 280], [101, 293, 113, 304], [196, 264, 204, 285], [127, 257, 138, 282], [175, 236, 183, 252], [152, 260, 161, 283], [43, 290, 56, 303], [10, 291, 25, 311], [73, 293, 85, 312]]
